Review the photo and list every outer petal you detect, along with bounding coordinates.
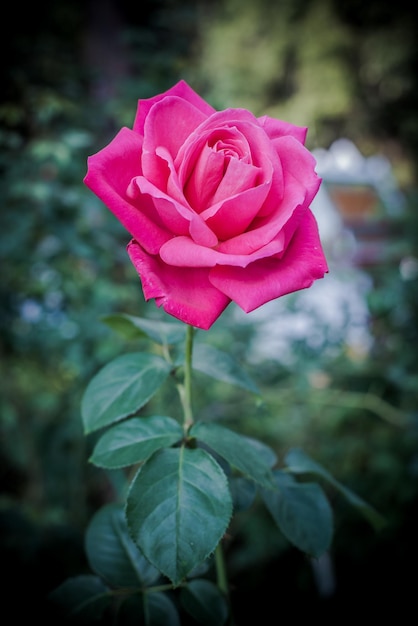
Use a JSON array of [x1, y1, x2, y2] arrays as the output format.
[[141, 96, 208, 189], [133, 80, 215, 136], [128, 175, 191, 236], [258, 115, 308, 145], [209, 209, 328, 312], [127, 240, 230, 330], [274, 135, 320, 206], [159, 232, 285, 268], [84, 127, 171, 254]]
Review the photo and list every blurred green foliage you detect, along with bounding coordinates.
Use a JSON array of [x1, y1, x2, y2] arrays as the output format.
[[1, 0, 417, 622]]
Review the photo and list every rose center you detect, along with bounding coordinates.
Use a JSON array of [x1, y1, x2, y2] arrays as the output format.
[[208, 130, 251, 163], [183, 128, 253, 213]]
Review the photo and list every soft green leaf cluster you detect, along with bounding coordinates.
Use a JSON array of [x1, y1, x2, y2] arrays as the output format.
[[76, 313, 381, 600], [50, 503, 228, 625]]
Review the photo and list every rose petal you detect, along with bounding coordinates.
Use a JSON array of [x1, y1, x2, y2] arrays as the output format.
[[209, 209, 328, 312], [215, 174, 306, 255], [177, 121, 255, 205], [175, 108, 271, 175], [84, 127, 171, 254], [258, 115, 308, 145], [152, 146, 221, 250], [183, 144, 227, 212], [178, 113, 281, 236], [254, 144, 284, 218], [128, 176, 190, 236], [127, 239, 230, 330], [133, 80, 215, 136], [202, 179, 271, 241], [274, 135, 321, 205], [188, 215, 219, 247], [159, 145, 191, 207], [129, 175, 218, 247], [209, 157, 262, 206], [141, 96, 209, 190], [159, 231, 285, 268]]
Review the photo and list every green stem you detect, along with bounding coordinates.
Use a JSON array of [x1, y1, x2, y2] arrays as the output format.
[[182, 324, 194, 432], [215, 542, 229, 596], [216, 542, 236, 625], [180, 327, 233, 620]]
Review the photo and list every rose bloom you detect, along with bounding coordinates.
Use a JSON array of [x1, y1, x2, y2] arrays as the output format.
[[84, 80, 328, 330]]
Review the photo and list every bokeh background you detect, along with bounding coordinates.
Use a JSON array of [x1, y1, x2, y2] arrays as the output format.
[[1, 0, 418, 622]]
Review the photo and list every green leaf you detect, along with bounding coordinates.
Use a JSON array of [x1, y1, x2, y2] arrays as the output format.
[[229, 476, 257, 512], [126, 447, 233, 586], [85, 503, 160, 589], [284, 447, 386, 530], [48, 575, 110, 623], [118, 592, 181, 626], [90, 415, 183, 469], [81, 353, 173, 434], [192, 344, 259, 394], [146, 592, 181, 626], [190, 421, 277, 489], [180, 579, 229, 626], [261, 470, 333, 558], [102, 313, 186, 345]]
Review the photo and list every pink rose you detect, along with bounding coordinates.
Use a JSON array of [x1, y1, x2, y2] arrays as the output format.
[[84, 80, 328, 330]]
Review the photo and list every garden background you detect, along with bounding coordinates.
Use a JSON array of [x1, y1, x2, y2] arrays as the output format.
[[1, 0, 418, 622]]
